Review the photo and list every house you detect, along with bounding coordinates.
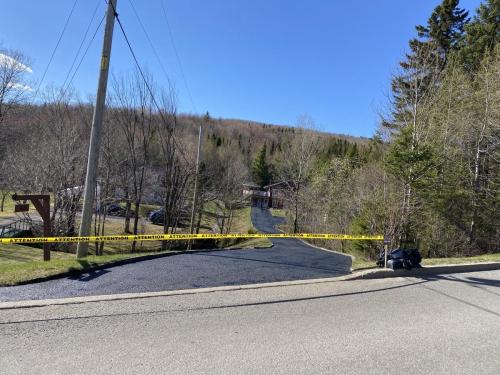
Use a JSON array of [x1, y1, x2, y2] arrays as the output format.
[[242, 182, 287, 209]]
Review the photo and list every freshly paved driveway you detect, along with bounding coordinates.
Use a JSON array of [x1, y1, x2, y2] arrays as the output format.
[[0, 208, 351, 301], [1, 270, 499, 374]]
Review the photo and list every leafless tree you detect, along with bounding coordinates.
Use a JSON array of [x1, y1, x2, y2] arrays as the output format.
[[111, 70, 157, 252], [0, 48, 32, 209], [277, 114, 319, 233]]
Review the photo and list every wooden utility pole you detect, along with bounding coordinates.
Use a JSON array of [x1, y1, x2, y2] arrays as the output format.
[[187, 124, 202, 250], [76, 0, 117, 258]]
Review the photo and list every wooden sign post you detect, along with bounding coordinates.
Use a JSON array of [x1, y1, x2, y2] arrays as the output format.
[[12, 194, 52, 261]]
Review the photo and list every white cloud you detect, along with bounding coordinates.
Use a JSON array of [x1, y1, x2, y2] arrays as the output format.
[[8, 82, 33, 92], [0, 52, 33, 73]]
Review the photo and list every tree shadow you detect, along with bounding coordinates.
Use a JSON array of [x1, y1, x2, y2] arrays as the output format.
[[67, 260, 111, 282], [421, 274, 500, 297], [405, 273, 500, 318], [193, 252, 351, 274], [2, 279, 429, 325]]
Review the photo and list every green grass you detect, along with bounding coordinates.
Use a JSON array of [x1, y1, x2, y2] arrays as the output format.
[[351, 256, 376, 270], [0, 192, 37, 218], [228, 237, 273, 249], [0, 243, 169, 286], [0, 243, 73, 263], [117, 202, 160, 217], [422, 253, 500, 266], [269, 208, 287, 218], [87, 219, 165, 254], [350, 252, 500, 271]]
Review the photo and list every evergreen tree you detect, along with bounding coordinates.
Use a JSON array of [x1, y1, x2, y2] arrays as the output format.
[[251, 144, 271, 187], [389, 0, 469, 130], [459, 0, 499, 71]]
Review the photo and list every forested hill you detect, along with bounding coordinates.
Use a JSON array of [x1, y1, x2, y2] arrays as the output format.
[[176, 113, 373, 165]]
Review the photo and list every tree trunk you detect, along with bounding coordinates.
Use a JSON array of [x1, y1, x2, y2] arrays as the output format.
[[0, 191, 8, 212]]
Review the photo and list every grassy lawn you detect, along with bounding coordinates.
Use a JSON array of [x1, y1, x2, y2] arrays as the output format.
[[228, 237, 272, 249], [350, 252, 500, 271], [422, 253, 500, 266], [0, 243, 152, 286], [269, 208, 287, 218], [0, 192, 39, 218], [87, 218, 166, 254], [118, 202, 161, 217], [351, 257, 377, 270], [198, 204, 273, 248]]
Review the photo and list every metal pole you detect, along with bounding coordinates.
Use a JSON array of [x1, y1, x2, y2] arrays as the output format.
[[76, 0, 117, 258], [187, 125, 202, 250], [384, 244, 388, 268], [383, 237, 390, 268]]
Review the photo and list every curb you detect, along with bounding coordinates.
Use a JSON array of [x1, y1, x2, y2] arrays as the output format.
[[0, 273, 357, 310], [2, 261, 499, 310], [346, 261, 500, 280]]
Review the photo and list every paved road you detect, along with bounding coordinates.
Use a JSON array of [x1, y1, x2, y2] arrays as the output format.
[[0, 208, 351, 301], [1, 270, 499, 374]]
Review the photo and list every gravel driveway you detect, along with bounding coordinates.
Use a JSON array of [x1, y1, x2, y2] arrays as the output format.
[[0, 207, 351, 301]]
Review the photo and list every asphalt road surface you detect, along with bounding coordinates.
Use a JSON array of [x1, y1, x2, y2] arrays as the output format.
[[1, 270, 499, 374], [0, 208, 351, 301]]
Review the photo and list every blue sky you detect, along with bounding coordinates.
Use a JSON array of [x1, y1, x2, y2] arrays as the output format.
[[1, 0, 482, 137]]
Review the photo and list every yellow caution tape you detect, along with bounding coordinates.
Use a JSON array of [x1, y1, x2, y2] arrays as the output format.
[[0, 233, 384, 244]]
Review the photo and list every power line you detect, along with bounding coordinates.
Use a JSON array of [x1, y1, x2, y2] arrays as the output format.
[[33, 0, 79, 99], [60, 0, 102, 91], [107, 0, 190, 164], [160, 0, 198, 113], [59, 14, 105, 101], [127, 0, 172, 87]]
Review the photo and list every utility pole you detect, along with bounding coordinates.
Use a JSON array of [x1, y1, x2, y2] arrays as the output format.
[[187, 124, 202, 250], [76, 0, 117, 258]]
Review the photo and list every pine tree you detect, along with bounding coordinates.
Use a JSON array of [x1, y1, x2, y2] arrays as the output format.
[[384, 0, 467, 246], [459, 0, 499, 71], [251, 144, 271, 187], [389, 0, 469, 131]]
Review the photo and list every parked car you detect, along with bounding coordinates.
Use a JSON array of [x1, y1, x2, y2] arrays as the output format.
[[0, 228, 34, 238], [149, 208, 190, 226], [100, 203, 134, 217], [149, 208, 165, 225]]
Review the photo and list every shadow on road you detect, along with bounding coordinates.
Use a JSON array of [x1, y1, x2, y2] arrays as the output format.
[[0, 279, 429, 325], [193, 252, 350, 274], [68, 269, 110, 282]]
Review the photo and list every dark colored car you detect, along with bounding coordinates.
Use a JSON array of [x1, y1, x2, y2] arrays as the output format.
[[0, 228, 34, 238], [149, 208, 165, 225], [100, 204, 134, 217]]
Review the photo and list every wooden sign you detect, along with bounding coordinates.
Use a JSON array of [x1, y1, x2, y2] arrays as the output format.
[[14, 203, 30, 213]]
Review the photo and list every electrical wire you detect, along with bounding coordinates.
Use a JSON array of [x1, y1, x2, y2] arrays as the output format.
[[33, 0, 79, 99], [60, 0, 103, 91], [160, 0, 198, 113], [127, 0, 172, 88], [107, 0, 190, 164], [59, 14, 105, 101]]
